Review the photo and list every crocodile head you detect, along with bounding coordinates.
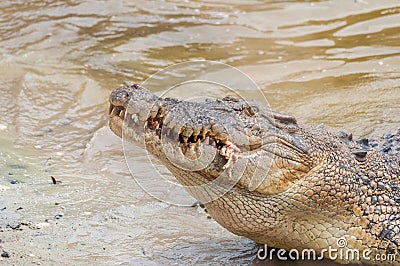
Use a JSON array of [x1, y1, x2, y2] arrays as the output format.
[[109, 84, 400, 263], [109, 84, 312, 196]]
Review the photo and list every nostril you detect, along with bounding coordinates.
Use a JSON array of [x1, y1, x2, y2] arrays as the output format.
[[119, 91, 129, 98]]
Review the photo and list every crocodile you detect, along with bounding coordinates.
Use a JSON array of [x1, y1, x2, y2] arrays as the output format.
[[109, 84, 400, 264]]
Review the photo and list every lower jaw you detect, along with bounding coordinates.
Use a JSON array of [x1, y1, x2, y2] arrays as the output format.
[[110, 115, 149, 145], [111, 118, 272, 200], [109, 116, 123, 138]]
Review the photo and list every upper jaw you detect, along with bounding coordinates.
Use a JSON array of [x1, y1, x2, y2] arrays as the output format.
[[109, 85, 271, 157], [109, 92, 242, 163]]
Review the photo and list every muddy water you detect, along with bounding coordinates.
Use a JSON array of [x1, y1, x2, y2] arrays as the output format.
[[0, 0, 399, 265]]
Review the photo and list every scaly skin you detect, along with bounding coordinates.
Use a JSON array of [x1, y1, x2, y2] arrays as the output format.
[[109, 84, 400, 264]]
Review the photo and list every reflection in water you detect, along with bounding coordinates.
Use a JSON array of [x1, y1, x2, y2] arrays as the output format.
[[0, 0, 399, 265]]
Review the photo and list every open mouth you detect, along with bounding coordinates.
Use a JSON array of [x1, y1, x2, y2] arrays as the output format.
[[109, 104, 126, 120], [108, 103, 246, 159]]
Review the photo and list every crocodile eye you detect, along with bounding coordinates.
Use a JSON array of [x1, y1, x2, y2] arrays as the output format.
[[251, 106, 259, 113], [353, 150, 368, 162]]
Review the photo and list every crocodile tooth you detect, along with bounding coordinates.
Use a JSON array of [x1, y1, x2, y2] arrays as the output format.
[[131, 114, 138, 123], [157, 106, 165, 118], [182, 127, 194, 138], [182, 136, 188, 143], [183, 143, 198, 159], [153, 120, 160, 129], [111, 107, 120, 116], [193, 125, 201, 136], [201, 125, 211, 137], [193, 135, 198, 142], [149, 105, 158, 118], [109, 104, 114, 115], [119, 109, 125, 118], [220, 146, 227, 156]]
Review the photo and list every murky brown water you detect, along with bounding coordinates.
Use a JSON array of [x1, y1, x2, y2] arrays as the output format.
[[0, 0, 399, 265]]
